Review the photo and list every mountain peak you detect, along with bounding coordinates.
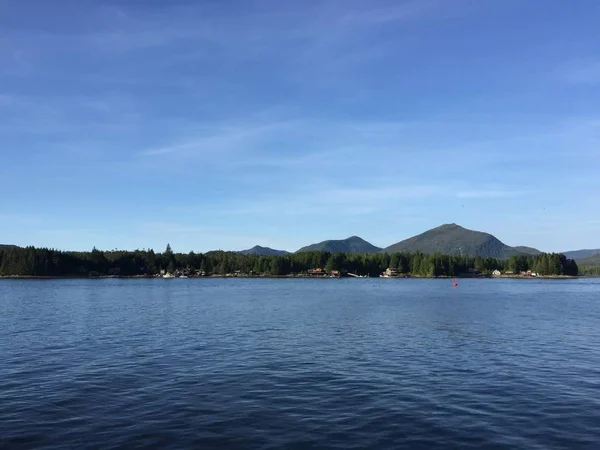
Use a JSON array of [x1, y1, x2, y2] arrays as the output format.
[[383, 224, 537, 258], [437, 223, 463, 230], [297, 236, 381, 254], [238, 245, 289, 256]]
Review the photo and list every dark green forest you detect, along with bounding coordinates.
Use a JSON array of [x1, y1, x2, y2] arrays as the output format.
[[0, 244, 579, 277]]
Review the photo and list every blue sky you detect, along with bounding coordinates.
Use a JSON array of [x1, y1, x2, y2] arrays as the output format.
[[1, 0, 599, 253]]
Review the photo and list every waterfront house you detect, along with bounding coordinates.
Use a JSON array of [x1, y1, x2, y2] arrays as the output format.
[[307, 268, 325, 277], [492, 269, 501, 276], [382, 267, 398, 277]]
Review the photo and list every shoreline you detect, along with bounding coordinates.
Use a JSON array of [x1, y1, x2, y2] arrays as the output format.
[[0, 274, 589, 280]]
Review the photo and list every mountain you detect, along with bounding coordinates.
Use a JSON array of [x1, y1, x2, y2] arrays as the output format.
[[562, 249, 600, 261], [0, 244, 18, 249], [238, 245, 289, 256], [296, 236, 382, 253], [512, 246, 541, 256], [383, 223, 538, 259], [577, 253, 600, 266]]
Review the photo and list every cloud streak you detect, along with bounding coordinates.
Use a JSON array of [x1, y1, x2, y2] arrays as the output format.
[[138, 119, 302, 157]]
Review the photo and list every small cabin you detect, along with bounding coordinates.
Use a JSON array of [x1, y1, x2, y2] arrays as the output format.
[[492, 269, 501, 276], [384, 267, 398, 277], [307, 268, 325, 276]]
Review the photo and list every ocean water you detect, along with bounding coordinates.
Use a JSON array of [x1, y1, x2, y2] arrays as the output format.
[[1, 278, 599, 449]]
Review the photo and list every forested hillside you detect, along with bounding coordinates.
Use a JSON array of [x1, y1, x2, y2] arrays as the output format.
[[297, 236, 382, 253], [238, 246, 289, 256], [383, 224, 538, 258]]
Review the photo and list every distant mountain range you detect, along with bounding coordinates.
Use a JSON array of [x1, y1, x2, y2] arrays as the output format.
[[238, 245, 289, 256], [577, 253, 600, 265], [242, 224, 580, 259], [296, 236, 382, 254], [0, 244, 19, 249], [236, 224, 598, 260], [562, 249, 600, 261]]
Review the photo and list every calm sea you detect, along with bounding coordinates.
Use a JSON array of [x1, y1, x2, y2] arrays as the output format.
[[1, 278, 599, 449]]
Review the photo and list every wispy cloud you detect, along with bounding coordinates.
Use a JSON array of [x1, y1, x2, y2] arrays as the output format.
[[127, 112, 599, 193], [138, 119, 302, 157]]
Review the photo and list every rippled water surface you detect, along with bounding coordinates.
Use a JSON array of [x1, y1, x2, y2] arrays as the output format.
[[1, 278, 599, 449]]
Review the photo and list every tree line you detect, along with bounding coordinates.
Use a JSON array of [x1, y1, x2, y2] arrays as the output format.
[[578, 265, 600, 277], [0, 244, 580, 277]]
